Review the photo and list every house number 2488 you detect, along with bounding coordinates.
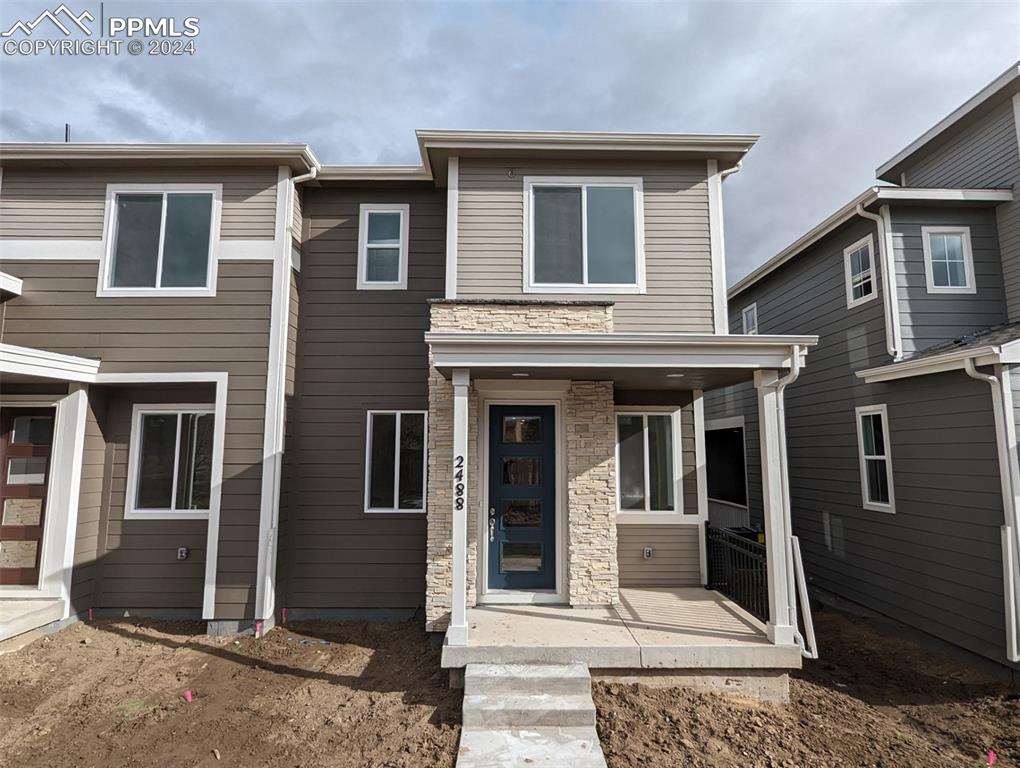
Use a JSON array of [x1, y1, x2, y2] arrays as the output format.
[[454, 455, 465, 511]]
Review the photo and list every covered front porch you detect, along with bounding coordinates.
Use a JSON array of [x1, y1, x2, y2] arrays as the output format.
[[425, 304, 818, 677]]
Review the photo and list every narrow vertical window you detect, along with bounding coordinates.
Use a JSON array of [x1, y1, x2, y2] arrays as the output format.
[[365, 411, 427, 512], [855, 404, 894, 513], [922, 227, 975, 293], [616, 412, 679, 514], [358, 204, 410, 289], [844, 235, 876, 308], [742, 303, 758, 335]]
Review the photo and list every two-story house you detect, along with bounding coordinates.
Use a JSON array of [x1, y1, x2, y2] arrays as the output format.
[[706, 63, 1020, 669], [0, 131, 816, 699]]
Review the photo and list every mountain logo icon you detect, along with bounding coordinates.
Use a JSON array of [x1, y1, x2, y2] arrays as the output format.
[[1, 4, 94, 37]]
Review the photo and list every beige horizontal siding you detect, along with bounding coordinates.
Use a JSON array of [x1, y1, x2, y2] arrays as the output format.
[[0, 166, 278, 240], [455, 158, 713, 332], [617, 525, 701, 587]]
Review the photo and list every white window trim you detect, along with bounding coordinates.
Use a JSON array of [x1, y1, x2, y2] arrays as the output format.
[[704, 415, 749, 510], [843, 234, 877, 309], [522, 176, 646, 295], [855, 403, 895, 514], [363, 409, 428, 514], [921, 225, 976, 294], [614, 407, 685, 524], [741, 302, 758, 335], [98, 183, 222, 298], [124, 403, 216, 520], [357, 203, 410, 290]]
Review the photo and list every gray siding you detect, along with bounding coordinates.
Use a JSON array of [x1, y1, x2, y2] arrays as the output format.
[[456, 158, 714, 333], [0, 258, 273, 620], [892, 206, 1007, 356], [277, 184, 445, 609], [0, 167, 279, 240], [711, 216, 1012, 665], [617, 526, 701, 587]]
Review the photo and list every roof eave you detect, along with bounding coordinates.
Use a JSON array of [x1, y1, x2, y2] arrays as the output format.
[[0, 143, 320, 172]]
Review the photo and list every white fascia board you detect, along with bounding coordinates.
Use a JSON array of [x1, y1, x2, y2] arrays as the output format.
[[0, 271, 23, 296], [856, 346, 1003, 383], [874, 187, 1013, 203], [0, 143, 319, 171], [416, 129, 759, 154], [0, 343, 100, 382]]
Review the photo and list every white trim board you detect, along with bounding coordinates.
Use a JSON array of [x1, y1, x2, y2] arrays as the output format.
[[445, 156, 459, 299], [0, 343, 100, 382], [0, 270, 23, 296], [0, 239, 283, 262], [707, 159, 728, 334]]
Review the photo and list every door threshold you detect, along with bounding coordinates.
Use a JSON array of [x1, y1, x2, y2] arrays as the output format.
[[478, 590, 565, 605]]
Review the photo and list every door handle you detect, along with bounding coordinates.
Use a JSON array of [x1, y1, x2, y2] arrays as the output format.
[[488, 518, 495, 543]]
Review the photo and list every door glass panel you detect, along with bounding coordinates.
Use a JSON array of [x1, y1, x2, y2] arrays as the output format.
[[0, 540, 38, 569], [501, 542, 542, 572], [502, 416, 542, 444], [502, 457, 541, 485], [7, 457, 47, 485], [504, 499, 541, 528], [11, 416, 54, 445], [3, 498, 43, 526]]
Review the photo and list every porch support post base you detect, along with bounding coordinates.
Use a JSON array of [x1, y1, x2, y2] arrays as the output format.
[[450, 367, 471, 647]]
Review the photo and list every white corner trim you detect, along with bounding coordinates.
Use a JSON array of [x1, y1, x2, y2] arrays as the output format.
[[694, 388, 709, 583], [921, 225, 977, 294], [843, 234, 878, 310], [0, 240, 104, 261], [445, 156, 459, 299], [0, 270, 23, 296], [0, 343, 101, 382], [707, 159, 728, 333], [356, 203, 410, 290], [97, 183, 223, 298], [1014, 93, 1020, 166], [123, 403, 216, 521], [521, 175, 646, 295], [994, 365, 1020, 662], [854, 403, 895, 514], [254, 166, 293, 624]]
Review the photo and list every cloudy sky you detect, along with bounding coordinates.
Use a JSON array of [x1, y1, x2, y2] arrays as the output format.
[[1, 1, 1017, 283]]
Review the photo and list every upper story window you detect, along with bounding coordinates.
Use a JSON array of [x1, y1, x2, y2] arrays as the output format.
[[126, 405, 215, 519], [843, 235, 876, 308], [100, 185, 221, 298], [524, 177, 645, 294], [922, 226, 975, 294], [855, 404, 894, 513], [741, 303, 758, 334], [357, 204, 410, 290]]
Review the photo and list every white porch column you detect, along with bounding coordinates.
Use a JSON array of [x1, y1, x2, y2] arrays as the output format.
[[755, 369, 796, 645], [448, 368, 470, 646]]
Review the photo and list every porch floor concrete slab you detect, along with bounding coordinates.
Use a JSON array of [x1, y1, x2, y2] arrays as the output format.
[[442, 587, 802, 670], [0, 598, 63, 643]]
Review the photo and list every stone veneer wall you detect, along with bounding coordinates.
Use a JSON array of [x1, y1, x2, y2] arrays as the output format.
[[424, 301, 616, 631]]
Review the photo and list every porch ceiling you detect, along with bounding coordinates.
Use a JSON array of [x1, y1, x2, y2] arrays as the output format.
[[426, 332, 817, 391]]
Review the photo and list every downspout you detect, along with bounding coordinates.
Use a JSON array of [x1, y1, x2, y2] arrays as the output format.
[[856, 204, 902, 361], [774, 345, 817, 656], [720, 160, 742, 181], [965, 358, 1020, 662]]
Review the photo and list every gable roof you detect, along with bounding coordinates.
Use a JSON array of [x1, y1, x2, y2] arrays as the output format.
[[876, 62, 1020, 184]]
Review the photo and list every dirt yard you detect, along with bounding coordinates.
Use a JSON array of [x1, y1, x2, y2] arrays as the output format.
[[1, 608, 1017, 768], [596, 608, 1020, 768]]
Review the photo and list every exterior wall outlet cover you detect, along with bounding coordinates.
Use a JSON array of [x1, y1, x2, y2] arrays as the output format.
[[177, 547, 189, 561], [643, 547, 654, 559]]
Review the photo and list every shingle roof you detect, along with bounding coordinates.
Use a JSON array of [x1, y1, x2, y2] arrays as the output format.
[[907, 321, 1020, 361]]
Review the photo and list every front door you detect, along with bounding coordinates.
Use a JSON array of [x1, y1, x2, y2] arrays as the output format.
[[0, 408, 55, 586], [487, 405, 556, 591]]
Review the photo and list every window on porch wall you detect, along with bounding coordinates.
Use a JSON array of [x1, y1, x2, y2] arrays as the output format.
[[616, 413, 675, 512]]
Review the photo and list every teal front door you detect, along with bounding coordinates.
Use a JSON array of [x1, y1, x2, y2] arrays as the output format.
[[487, 405, 556, 591]]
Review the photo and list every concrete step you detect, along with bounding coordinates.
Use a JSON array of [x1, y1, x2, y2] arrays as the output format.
[[457, 727, 607, 768], [462, 693, 596, 729], [464, 663, 591, 696], [0, 599, 63, 643]]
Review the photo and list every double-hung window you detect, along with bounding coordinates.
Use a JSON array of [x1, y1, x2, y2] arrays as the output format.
[[357, 204, 410, 289], [855, 404, 894, 513], [126, 405, 215, 519], [101, 185, 221, 297], [922, 226, 975, 293], [616, 412, 681, 516], [365, 410, 427, 513], [741, 303, 758, 335], [525, 177, 644, 293], [844, 235, 876, 308]]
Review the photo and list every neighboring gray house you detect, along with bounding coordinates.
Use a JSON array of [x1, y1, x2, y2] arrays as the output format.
[[706, 62, 1020, 668]]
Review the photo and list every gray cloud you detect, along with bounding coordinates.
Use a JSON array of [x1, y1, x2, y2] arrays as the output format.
[[1, 0, 1017, 282]]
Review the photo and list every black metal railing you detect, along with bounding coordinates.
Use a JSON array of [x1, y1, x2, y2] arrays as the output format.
[[705, 524, 768, 623]]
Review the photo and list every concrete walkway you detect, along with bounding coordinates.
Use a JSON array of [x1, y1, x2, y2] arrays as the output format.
[[0, 598, 62, 643], [456, 663, 607, 768]]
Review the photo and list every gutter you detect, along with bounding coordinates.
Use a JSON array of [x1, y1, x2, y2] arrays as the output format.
[[964, 359, 1020, 662], [855, 204, 902, 360]]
